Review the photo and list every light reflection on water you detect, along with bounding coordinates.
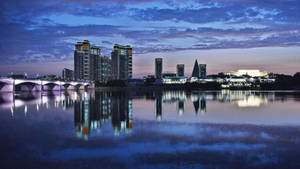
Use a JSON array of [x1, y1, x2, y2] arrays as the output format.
[[1, 90, 300, 136], [1, 90, 300, 169]]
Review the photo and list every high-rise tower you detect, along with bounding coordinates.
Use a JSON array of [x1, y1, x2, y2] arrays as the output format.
[[155, 58, 163, 79], [98, 56, 112, 82], [111, 44, 132, 80], [177, 64, 184, 77], [74, 40, 100, 81]]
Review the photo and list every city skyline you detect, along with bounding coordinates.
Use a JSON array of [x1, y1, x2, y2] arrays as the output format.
[[1, 0, 300, 77]]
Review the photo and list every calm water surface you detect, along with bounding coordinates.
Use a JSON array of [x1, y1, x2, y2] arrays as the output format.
[[1, 90, 300, 169]]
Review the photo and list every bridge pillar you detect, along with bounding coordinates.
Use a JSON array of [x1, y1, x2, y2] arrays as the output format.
[[41, 81, 44, 91], [0, 79, 15, 93], [32, 83, 42, 91], [12, 79, 15, 92]]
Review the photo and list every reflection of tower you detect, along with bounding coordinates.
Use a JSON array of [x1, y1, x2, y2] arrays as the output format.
[[192, 93, 207, 115], [74, 97, 91, 140], [99, 92, 111, 122], [62, 91, 74, 110], [155, 58, 163, 79], [111, 92, 133, 135], [155, 92, 162, 120], [74, 92, 111, 140], [193, 99, 200, 115], [200, 97, 207, 115], [177, 101, 184, 116]]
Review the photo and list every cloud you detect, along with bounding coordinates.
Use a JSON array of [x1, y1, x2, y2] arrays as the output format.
[[0, 0, 300, 74]]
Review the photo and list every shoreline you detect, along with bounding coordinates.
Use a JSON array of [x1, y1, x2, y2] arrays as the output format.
[[1, 85, 300, 93], [94, 85, 300, 92]]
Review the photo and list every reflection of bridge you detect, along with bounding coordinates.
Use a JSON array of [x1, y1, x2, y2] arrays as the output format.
[[0, 78, 91, 92]]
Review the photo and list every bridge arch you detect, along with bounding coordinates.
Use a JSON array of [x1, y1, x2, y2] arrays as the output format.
[[61, 83, 75, 90], [84, 84, 90, 89], [15, 82, 41, 92], [74, 84, 85, 90], [42, 82, 60, 91], [0, 81, 8, 92]]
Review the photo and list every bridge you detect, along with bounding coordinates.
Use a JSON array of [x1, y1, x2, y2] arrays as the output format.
[[0, 78, 92, 92]]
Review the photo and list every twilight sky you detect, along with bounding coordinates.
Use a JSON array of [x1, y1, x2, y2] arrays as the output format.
[[0, 0, 300, 77]]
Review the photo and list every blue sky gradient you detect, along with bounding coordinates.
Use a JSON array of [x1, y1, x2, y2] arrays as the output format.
[[0, 0, 300, 77]]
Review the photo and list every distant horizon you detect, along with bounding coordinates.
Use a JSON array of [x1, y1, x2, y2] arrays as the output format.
[[1, 48, 298, 79]]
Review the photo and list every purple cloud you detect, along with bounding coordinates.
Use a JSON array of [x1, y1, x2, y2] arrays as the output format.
[[0, 0, 300, 75]]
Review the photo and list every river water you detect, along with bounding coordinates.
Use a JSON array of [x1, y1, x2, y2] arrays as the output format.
[[1, 90, 300, 169]]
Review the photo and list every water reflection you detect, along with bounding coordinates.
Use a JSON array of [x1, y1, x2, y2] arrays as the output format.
[[217, 90, 274, 107], [0, 90, 298, 115], [74, 92, 133, 140], [1, 90, 300, 138], [1, 90, 300, 169]]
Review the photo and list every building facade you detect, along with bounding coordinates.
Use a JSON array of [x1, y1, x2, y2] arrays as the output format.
[[155, 58, 163, 79], [177, 64, 184, 77], [62, 68, 74, 81], [199, 64, 207, 79], [98, 56, 112, 82], [111, 44, 132, 80], [74, 40, 101, 81]]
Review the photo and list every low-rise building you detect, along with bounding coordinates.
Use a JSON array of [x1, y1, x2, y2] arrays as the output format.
[[62, 68, 74, 81], [39, 75, 58, 81], [163, 76, 187, 84], [225, 69, 269, 77]]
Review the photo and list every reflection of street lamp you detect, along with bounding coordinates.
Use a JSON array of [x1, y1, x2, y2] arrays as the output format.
[[10, 107, 14, 117], [24, 105, 28, 116]]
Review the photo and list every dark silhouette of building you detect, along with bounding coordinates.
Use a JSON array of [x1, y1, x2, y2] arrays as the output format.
[[177, 64, 184, 77], [192, 59, 200, 78], [155, 58, 163, 79]]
